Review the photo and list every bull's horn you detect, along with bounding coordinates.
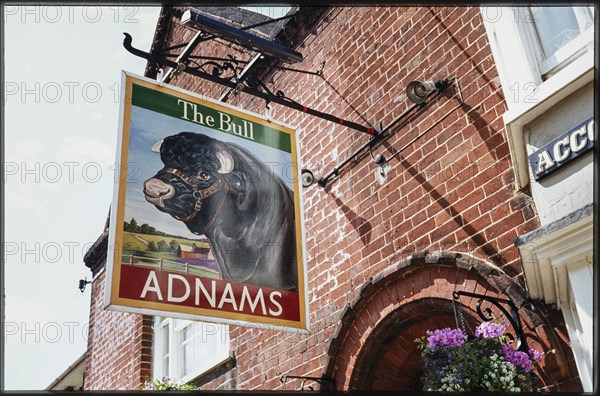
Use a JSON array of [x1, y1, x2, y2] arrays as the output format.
[[216, 150, 234, 174], [151, 139, 163, 153]]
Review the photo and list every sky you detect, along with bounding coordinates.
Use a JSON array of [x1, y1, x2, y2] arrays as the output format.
[[3, 5, 291, 390], [3, 5, 162, 390]]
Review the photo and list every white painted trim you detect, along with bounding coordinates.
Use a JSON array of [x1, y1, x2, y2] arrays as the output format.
[[503, 53, 594, 190], [481, 6, 595, 191], [503, 51, 595, 127], [517, 213, 592, 305], [518, 214, 594, 392], [152, 316, 232, 384]]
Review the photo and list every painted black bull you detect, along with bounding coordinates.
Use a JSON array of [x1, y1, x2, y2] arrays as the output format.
[[143, 132, 298, 291]]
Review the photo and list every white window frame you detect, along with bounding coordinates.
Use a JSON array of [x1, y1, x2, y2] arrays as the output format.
[[515, 6, 595, 79], [152, 316, 231, 384], [481, 6, 595, 190]]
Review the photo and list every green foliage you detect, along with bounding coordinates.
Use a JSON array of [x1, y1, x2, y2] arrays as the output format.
[[156, 240, 169, 252], [147, 241, 157, 252], [169, 239, 179, 253], [140, 223, 151, 234], [129, 217, 138, 232], [142, 376, 197, 391], [123, 218, 169, 237]]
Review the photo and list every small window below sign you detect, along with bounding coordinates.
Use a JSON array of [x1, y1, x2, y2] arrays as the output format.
[[152, 317, 230, 383]]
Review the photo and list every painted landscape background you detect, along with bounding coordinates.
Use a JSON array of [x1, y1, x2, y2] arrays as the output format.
[[121, 217, 220, 279]]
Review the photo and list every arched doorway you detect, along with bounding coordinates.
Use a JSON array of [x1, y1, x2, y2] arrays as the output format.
[[323, 251, 578, 391], [349, 298, 459, 390]]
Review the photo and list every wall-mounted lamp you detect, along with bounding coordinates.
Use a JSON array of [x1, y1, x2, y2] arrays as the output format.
[[79, 278, 92, 293], [301, 169, 316, 187], [406, 79, 449, 104]]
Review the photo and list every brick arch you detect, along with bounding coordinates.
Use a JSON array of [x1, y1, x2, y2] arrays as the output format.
[[349, 297, 460, 390], [323, 251, 577, 391]]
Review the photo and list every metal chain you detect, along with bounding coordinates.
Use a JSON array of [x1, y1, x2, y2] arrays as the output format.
[[453, 298, 473, 336]]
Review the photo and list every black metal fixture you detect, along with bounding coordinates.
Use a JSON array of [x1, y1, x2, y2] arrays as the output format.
[[452, 290, 528, 352], [280, 374, 336, 391], [406, 79, 447, 104], [78, 278, 92, 293], [315, 78, 455, 188], [301, 169, 316, 187], [181, 10, 303, 64]]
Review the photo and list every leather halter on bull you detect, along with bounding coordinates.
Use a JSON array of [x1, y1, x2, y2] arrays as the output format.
[[151, 140, 234, 233], [156, 167, 228, 225]]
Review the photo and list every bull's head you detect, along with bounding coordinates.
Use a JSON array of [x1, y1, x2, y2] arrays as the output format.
[[143, 132, 239, 232]]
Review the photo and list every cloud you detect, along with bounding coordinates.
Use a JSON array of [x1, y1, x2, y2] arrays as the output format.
[[54, 136, 115, 166], [5, 140, 43, 163], [5, 185, 38, 212]]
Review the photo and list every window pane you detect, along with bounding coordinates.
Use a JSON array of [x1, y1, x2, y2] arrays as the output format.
[[179, 326, 194, 378], [163, 323, 170, 357], [162, 356, 169, 377], [531, 7, 594, 58], [155, 320, 230, 381]]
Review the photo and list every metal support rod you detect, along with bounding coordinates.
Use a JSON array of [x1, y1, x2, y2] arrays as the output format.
[[317, 81, 453, 188], [162, 31, 206, 83], [453, 290, 527, 352], [160, 54, 322, 77], [219, 53, 263, 102], [317, 102, 421, 188], [123, 33, 376, 135]]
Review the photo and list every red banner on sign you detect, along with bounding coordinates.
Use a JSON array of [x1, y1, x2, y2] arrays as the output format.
[[119, 265, 300, 321]]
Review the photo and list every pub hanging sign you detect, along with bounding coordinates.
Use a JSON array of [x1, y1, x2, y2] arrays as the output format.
[[529, 117, 594, 181], [105, 71, 309, 333]]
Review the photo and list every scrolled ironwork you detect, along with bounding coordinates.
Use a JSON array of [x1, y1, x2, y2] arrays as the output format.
[[453, 290, 527, 352], [280, 374, 336, 391]]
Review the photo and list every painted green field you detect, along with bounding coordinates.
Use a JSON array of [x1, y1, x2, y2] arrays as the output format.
[[122, 232, 210, 252], [120, 231, 220, 278]]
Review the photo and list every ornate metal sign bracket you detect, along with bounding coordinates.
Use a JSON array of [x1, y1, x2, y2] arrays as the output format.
[[280, 374, 336, 391], [123, 33, 377, 136], [453, 290, 528, 352]]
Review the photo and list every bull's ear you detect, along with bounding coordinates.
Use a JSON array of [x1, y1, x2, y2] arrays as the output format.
[[151, 139, 163, 153], [216, 151, 234, 174]]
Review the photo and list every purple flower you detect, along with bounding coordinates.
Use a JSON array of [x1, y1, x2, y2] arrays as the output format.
[[502, 344, 533, 372], [475, 320, 507, 338], [529, 348, 543, 362], [160, 375, 171, 383], [144, 382, 154, 390], [426, 328, 467, 348]]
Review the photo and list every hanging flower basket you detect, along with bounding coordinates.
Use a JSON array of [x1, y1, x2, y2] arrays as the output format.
[[416, 320, 543, 392]]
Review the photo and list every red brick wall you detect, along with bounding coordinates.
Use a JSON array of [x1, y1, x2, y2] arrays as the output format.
[[83, 6, 582, 391], [84, 270, 153, 390]]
